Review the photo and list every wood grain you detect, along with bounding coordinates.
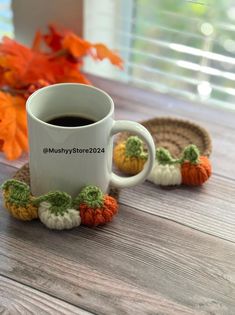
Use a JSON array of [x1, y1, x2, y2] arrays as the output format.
[[119, 175, 235, 243], [0, 192, 234, 314], [0, 76, 235, 314], [0, 275, 92, 315], [0, 152, 28, 169]]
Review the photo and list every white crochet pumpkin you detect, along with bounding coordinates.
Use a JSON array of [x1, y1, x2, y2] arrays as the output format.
[[38, 201, 81, 230], [34, 191, 81, 230], [147, 147, 182, 186], [148, 162, 182, 186]]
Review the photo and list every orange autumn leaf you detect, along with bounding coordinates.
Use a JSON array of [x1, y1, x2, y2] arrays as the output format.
[[43, 24, 69, 51], [0, 24, 124, 160], [92, 43, 123, 69], [0, 37, 63, 88], [60, 69, 91, 85], [0, 37, 33, 87], [0, 92, 28, 160], [47, 55, 86, 83], [0, 37, 50, 87], [31, 30, 42, 52], [62, 33, 91, 58], [0, 139, 3, 151]]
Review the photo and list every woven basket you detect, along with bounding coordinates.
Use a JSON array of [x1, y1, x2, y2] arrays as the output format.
[[117, 117, 212, 157]]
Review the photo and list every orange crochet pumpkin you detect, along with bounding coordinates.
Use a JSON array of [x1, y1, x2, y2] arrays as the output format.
[[181, 145, 212, 186], [73, 186, 118, 227]]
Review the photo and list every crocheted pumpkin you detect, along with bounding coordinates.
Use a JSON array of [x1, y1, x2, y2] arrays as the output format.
[[73, 185, 118, 227], [181, 145, 212, 186], [34, 191, 81, 230], [113, 136, 147, 175], [148, 148, 182, 186], [1, 179, 38, 221]]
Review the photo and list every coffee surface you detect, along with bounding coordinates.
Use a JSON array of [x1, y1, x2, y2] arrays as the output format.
[[46, 115, 95, 127]]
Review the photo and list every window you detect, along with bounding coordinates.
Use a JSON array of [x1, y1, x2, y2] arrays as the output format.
[[4, 0, 235, 109], [84, 0, 235, 110], [0, 0, 13, 38]]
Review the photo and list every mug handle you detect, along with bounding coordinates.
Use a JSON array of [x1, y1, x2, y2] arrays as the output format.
[[110, 120, 155, 188]]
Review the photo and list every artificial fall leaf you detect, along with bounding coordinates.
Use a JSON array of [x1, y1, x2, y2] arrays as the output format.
[[0, 37, 32, 87], [48, 55, 84, 83], [0, 24, 124, 161], [43, 24, 69, 52], [0, 92, 28, 160], [0, 37, 83, 89], [24, 79, 50, 98], [0, 37, 56, 88], [62, 33, 91, 58], [31, 30, 42, 52], [60, 69, 91, 85], [92, 43, 123, 69], [0, 139, 3, 151]]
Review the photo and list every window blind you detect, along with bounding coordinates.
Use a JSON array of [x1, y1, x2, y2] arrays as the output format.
[[84, 0, 235, 110]]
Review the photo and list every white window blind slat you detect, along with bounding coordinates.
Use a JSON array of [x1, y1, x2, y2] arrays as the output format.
[[85, 0, 235, 109]]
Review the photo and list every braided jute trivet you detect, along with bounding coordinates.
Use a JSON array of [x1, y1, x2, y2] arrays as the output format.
[[13, 163, 120, 200], [117, 117, 212, 157]]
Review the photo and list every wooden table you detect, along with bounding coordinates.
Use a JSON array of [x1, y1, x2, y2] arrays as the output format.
[[0, 76, 234, 315]]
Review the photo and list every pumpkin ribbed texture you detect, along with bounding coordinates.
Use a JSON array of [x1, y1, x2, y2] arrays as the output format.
[[1, 180, 119, 228], [113, 143, 146, 175], [181, 156, 212, 186], [79, 195, 118, 227], [3, 190, 38, 221]]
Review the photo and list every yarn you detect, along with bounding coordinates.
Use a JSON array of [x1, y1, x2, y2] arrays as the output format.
[[38, 202, 81, 230], [148, 148, 182, 186], [1, 179, 38, 221], [113, 136, 147, 175], [73, 185, 104, 209], [34, 191, 81, 230], [1, 180, 118, 229], [148, 163, 182, 186], [74, 185, 118, 227], [181, 144, 200, 164], [125, 136, 147, 158], [181, 145, 212, 186]]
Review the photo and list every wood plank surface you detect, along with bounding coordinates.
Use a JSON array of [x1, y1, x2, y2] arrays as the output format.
[[0, 77, 235, 314], [0, 204, 234, 314], [0, 206, 235, 315], [0, 164, 235, 314], [119, 175, 235, 243], [0, 275, 92, 315]]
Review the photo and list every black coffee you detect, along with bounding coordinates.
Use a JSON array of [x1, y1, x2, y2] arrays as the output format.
[[46, 115, 95, 127]]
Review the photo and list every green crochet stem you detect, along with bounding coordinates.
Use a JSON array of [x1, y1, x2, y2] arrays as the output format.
[[1, 180, 107, 214], [181, 144, 200, 164], [125, 136, 148, 160], [33, 191, 72, 215], [125, 136, 202, 165], [1, 179, 31, 206], [156, 148, 180, 165], [73, 185, 104, 208]]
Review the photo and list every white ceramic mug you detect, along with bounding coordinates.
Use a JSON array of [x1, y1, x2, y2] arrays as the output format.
[[26, 83, 155, 197]]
